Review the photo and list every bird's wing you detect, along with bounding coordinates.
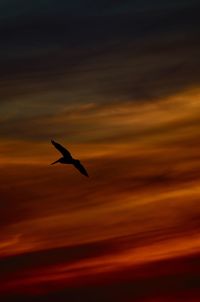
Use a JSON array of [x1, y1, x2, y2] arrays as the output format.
[[73, 160, 89, 177], [51, 140, 72, 159]]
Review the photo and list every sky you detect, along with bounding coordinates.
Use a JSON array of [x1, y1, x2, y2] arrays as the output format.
[[1, 1, 200, 301]]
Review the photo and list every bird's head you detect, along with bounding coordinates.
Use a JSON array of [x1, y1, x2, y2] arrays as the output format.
[[50, 158, 61, 165]]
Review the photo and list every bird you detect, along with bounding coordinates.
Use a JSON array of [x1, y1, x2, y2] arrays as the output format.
[[50, 140, 89, 177]]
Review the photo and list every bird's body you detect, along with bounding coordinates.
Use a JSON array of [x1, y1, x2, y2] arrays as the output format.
[[51, 140, 89, 177], [55, 157, 73, 164]]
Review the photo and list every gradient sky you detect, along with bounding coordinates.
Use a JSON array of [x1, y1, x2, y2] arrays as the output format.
[[1, 1, 200, 301]]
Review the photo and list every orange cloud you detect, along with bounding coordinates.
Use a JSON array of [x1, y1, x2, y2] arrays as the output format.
[[1, 88, 200, 301]]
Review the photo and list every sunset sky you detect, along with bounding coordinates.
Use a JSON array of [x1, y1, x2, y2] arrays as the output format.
[[1, 1, 200, 301]]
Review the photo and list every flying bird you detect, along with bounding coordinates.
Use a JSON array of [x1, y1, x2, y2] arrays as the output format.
[[51, 140, 89, 177]]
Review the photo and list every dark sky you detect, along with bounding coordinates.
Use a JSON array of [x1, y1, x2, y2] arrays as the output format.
[[1, 0, 200, 114]]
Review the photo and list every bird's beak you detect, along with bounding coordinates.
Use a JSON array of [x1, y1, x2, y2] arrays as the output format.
[[50, 160, 59, 165]]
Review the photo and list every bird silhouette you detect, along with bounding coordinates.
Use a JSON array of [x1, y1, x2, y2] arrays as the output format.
[[51, 140, 89, 177]]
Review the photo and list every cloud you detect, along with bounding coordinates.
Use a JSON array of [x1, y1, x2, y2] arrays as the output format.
[[1, 243, 200, 301], [1, 138, 200, 256], [1, 2, 200, 300], [1, 88, 200, 145]]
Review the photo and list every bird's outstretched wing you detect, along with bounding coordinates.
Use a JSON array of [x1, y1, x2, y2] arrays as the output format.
[[73, 160, 89, 177], [51, 140, 72, 159]]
